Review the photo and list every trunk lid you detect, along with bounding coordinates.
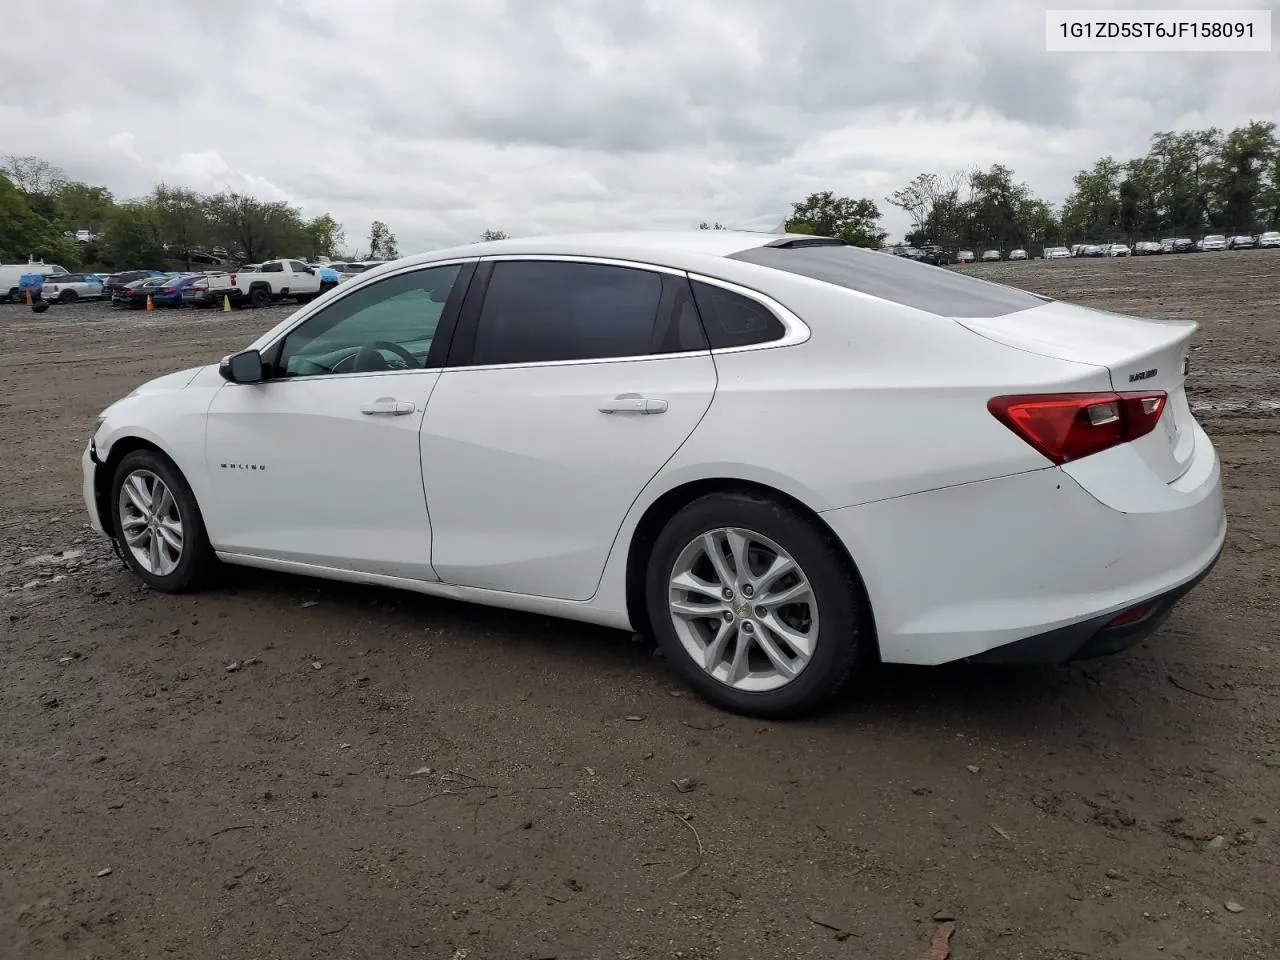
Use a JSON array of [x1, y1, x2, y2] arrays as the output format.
[[956, 300, 1197, 483]]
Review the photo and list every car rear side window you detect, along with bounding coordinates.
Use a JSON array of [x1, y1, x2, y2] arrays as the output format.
[[689, 280, 786, 349], [261, 262, 283, 273], [728, 244, 1048, 318], [468, 260, 701, 366]]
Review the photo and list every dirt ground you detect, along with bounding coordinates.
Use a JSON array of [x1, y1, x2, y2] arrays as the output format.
[[1, 251, 1277, 960]]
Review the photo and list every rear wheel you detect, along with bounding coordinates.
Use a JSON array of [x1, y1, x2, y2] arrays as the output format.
[[6, 287, 19, 303], [59, 289, 78, 303], [110, 450, 215, 592], [645, 492, 869, 718], [249, 287, 271, 308]]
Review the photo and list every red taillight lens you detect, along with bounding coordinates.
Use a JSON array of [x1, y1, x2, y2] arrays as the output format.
[[160, 287, 175, 294], [988, 392, 1167, 465]]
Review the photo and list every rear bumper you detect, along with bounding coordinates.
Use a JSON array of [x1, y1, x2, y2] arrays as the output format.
[[968, 545, 1220, 663], [821, 433, 1226, 666]]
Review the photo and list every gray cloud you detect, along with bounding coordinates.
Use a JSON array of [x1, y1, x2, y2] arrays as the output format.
[[2, 0, 1276, 250]]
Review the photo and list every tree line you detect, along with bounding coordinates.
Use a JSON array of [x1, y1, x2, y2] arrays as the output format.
[[757, 119, 1279, 254], [6, 119, 1277, 268], [0, 154, 398, 270]]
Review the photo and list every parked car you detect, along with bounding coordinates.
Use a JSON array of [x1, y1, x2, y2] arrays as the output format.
[[103, 270, 165, 301], [2, 260, 69, 302], [1008, 249, 1028, 261], [980, 249, 1001, 262], [1133, 241, 1162, 256], [1159, 238, 1195, 253], [1106, 244, 1131, 257], [1044, 247, 1071, 259], [954, 250, 976, 264], [1079, 245, 1105, 257], [204, 259, 322, 308], [1258, 231, 1280, 248], [916, 244, 945, 266], [40, 273, 106, 303], [310, 263, 341, 291], [181, 273, 231, 308], [149, 274, 206, 307], [1227, 234, 1255, 250], [78, 230, 1227, 717], [114, 275, 179, 309], [1197, 235, 1227, 252]]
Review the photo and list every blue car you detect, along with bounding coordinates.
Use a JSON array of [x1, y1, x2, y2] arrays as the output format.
[[148, 274, 206, 307]]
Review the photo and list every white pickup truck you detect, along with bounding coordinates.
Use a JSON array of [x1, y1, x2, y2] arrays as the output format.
[[205, 258, 324, 308]]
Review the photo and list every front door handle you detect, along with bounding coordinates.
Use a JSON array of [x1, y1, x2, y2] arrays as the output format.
[[360, 397, 416, 416], [598, 393, 668, 415]]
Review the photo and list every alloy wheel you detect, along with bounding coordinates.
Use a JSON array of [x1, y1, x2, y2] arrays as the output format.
[[667, 527, 819, 692], [118, 469, 185, 576]]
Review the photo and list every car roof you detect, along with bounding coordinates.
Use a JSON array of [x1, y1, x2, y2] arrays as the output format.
[[403, 230, 779, 271]]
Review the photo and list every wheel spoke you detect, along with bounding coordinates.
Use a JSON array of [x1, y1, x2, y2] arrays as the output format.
[[125, 474, 152, 514], [670, 569, 723, 603], [754, 554, 796, 594], [148, 534, 161, 573], [725, 528, 751, 580], [760, 613, 815, 659], [121, 514, 147, 531], [703, 618, 734, 672], [155, 484, 175, 519], [726, 628, 752, 685], [699, 532, 733, 587], [754, 632, 798, 679], [157, 523, 182, 552], [759, 579, 812, 609]]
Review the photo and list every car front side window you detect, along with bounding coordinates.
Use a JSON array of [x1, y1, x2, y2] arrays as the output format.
[[275, 263, 463, 378]]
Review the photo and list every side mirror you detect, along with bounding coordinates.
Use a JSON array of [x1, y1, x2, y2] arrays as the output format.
[[219, 348, 265, 383]]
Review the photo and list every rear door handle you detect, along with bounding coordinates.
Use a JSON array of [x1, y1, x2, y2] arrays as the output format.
[[360, 397, 416, 416], [598, 393, 667, 415]]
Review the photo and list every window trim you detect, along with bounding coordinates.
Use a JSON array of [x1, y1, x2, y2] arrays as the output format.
[[443, 255, 809, 372], [251, 258, 478, 384]]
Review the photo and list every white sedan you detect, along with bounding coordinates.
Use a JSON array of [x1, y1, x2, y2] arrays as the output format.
[[82, 231, 1226, 717]]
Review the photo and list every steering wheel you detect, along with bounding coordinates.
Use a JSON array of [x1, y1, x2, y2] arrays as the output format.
[[351, 340, 420, 372]]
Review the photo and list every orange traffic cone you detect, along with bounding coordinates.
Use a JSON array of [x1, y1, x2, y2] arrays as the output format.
[[145, 294, 154, 312], [24, 289, 32, 305]]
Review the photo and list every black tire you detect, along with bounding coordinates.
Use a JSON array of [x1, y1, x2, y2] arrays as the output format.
[[249, 287, 271, 308], [31, 300, 50, 313], [645, 492, 869, 719], [6, 287, 19, 303], [59, 289, 78, 303], [294, 293, 315, 304], [110, 449, 215, 592]]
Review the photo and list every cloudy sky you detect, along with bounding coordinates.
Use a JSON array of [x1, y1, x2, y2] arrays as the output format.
[[2, 0, 1276, 252]]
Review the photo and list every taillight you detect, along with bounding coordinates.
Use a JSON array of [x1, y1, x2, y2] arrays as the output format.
[[988, 392, 1167, 465], [160, 287, 175, 294]]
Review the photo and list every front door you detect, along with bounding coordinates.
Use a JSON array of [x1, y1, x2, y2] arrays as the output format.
[[203, 261, 469, 580], [422, 258, 718, 600]]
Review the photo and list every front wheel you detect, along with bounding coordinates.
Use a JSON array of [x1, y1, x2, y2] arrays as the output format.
[[645, 492, 869, 718], [110, 450, 215, 592]]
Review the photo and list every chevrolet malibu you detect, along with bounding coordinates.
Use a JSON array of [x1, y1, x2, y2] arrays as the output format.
[[83, 231, 1226, 718]]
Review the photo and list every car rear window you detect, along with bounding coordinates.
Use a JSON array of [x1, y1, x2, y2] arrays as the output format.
[[729, 244, 1049, 318]]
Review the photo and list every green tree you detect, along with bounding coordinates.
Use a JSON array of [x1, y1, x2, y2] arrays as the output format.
[[54, 182, 115, 233], [786, 191, 887, 247], [368, 220, 399, 259], [206, 192, 306, 263], [102, 202, 166, 268], [480, 229, 509, 241], [1, 154, 68, 221], [151, 183, 209, 269], [1205, 120, 1277, 232], [304, 214, 345, 258], [0, 175, 79, 267], [1060, 157, 1124, 242]]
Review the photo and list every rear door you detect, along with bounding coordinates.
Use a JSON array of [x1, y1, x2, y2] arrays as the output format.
[[420, 257, 716, 600]]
